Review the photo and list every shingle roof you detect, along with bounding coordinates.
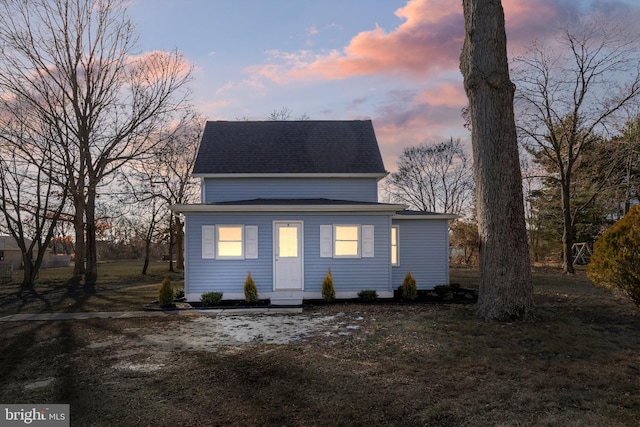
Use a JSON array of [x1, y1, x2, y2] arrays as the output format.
[[192, 120, 387, 175]]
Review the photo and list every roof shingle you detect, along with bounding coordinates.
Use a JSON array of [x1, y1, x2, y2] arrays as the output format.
[[192, 120, 387, 175]]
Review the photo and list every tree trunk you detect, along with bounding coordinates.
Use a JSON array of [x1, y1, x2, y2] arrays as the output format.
[[84, 187, 98, 286], [168, 214, 175, 272], [20, 252, 35, 290], [561, 180, 575, 274], [73, 198, 86, 278], [174, 215, 185, 270], [460, 0, 534, 320]]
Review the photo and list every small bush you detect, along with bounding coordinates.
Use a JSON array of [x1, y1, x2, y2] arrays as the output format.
[[174, 288, 185, 299], [588, 205, 640, 307], [244, 272, 259, 304], [158, 276, 174, 308], [357, 289, 378, 302], [200, 291, 223, 306], [402, 271, 418, 301], [321, 268, 336, 302]]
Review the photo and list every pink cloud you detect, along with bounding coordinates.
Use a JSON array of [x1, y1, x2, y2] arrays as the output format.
[[251, 0, 464, 82], [250, 0, 599, 84]]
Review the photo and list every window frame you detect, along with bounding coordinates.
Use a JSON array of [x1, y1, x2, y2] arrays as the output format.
[[216, 225, 245, 260], [391, 225, 400, 266], [333, 224, 361, 258]]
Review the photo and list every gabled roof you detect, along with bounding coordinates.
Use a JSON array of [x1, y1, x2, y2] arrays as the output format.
[[192, 120, 387, 176]]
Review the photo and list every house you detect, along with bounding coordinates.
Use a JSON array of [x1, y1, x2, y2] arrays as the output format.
[[172, 120, 457, 305], [0, 235, 56, 269]]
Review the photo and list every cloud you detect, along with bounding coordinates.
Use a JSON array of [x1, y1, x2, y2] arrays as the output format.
[[250, 0, 464, 82], [248, 0, 619, 84]]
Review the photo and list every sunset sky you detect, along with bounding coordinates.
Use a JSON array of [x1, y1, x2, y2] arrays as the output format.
[[127, 0, 640, 168]]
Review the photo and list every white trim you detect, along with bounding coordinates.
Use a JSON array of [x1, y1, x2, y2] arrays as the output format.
[[201, 225, 215, 259], [192, 172, 388, 180], [391, 225, 400, 267], [172, 203, 406, 213], [245, 225, 258, 259], [216, 225, 244, 260], [273, 221, 304, 291], [333, 224, 361, 258], [362, 225, 375, 258], [319, 225, 333, 258], [392, 213, 459, 220]]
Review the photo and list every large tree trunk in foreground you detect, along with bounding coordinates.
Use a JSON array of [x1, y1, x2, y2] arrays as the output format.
[[460, 0, 534, 321]]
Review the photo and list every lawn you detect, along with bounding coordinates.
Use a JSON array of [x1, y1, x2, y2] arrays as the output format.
[[0, 262, 638, 426]]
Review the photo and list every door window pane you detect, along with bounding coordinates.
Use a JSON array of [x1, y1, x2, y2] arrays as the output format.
[[279, 226, 298, 257]]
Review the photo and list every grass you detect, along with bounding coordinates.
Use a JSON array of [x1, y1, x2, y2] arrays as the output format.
[[0, 260, 181, 315], [0, 261, 638, 425]]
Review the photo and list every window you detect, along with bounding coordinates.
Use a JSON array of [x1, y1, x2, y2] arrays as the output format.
[[201, 225, 258, 260], [391, 226, 399, 266], [217, 226, 243, 258], [320, 225, 374, 258], [335, 225, 359, 257]]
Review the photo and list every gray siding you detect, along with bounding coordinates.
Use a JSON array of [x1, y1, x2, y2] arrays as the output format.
[[392, 219, 450, 289], [203, 177, 379, 203], [184, 211, 392, 297]]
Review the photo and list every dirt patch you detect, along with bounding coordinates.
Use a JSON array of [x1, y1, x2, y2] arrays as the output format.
[[79, 311, 360, 373]]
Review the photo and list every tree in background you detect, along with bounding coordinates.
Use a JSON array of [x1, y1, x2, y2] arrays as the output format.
[[460, 0, 534, 321], [0, 0, 192, 286], [0, 108, 69, 289], [513, 20, 640, 273], [385, 138, 474, 215], [120, 112, 203, 273]]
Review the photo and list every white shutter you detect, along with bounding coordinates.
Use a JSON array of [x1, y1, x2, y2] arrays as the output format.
[[202, 225, 215, 259], [320, 225, 333, 258], [362, 225, 374, 258], [245, 226, 258, 259]]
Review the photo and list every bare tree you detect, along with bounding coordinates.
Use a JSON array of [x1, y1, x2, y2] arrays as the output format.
[[121, 112, 203, 272], [513, 20, 640, 273], [385, 138, 473, 215], [0, 0, 192, 285], [0, 107, 68, 289], [460, 0, 534, 320], [264, 107, 309, 121]]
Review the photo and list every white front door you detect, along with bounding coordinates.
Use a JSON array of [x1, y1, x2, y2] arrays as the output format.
[[274, 222, 303, 290]]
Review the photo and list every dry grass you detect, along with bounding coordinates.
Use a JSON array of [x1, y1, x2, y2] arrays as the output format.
[[0, 263, 638, 426], [0, 260, 181, 315]]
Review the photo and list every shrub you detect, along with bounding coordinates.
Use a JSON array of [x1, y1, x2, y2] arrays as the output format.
[[357, 289, 378, 302], [321, 268, 336, 302], [174, 288, 185, 300], [587, 205, 640, 307], [402, 271, 418, 301], [200, 291, 223, 306], [244, 272, 259, 304], [158, 276, 174, 308]]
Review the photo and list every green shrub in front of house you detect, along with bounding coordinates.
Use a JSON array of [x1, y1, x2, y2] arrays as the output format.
[[321, 268, 336, 302], [244, 272, 259, 304], [402, 271, 418, 301], [357, 289, 378, 302], [200, 291, 223, 306], [158, 276, 174, 307]]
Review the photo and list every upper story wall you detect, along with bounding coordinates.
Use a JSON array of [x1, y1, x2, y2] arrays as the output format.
[[202, 177, 381, 203]]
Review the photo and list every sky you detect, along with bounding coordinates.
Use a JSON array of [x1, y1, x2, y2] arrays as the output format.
[[126, 0, 640, 170]]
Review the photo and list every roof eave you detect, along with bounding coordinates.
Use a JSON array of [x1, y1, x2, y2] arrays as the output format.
[[392, 213, 460, 220], [191, 172, 388, 180], [171, 203, 406, 213]]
